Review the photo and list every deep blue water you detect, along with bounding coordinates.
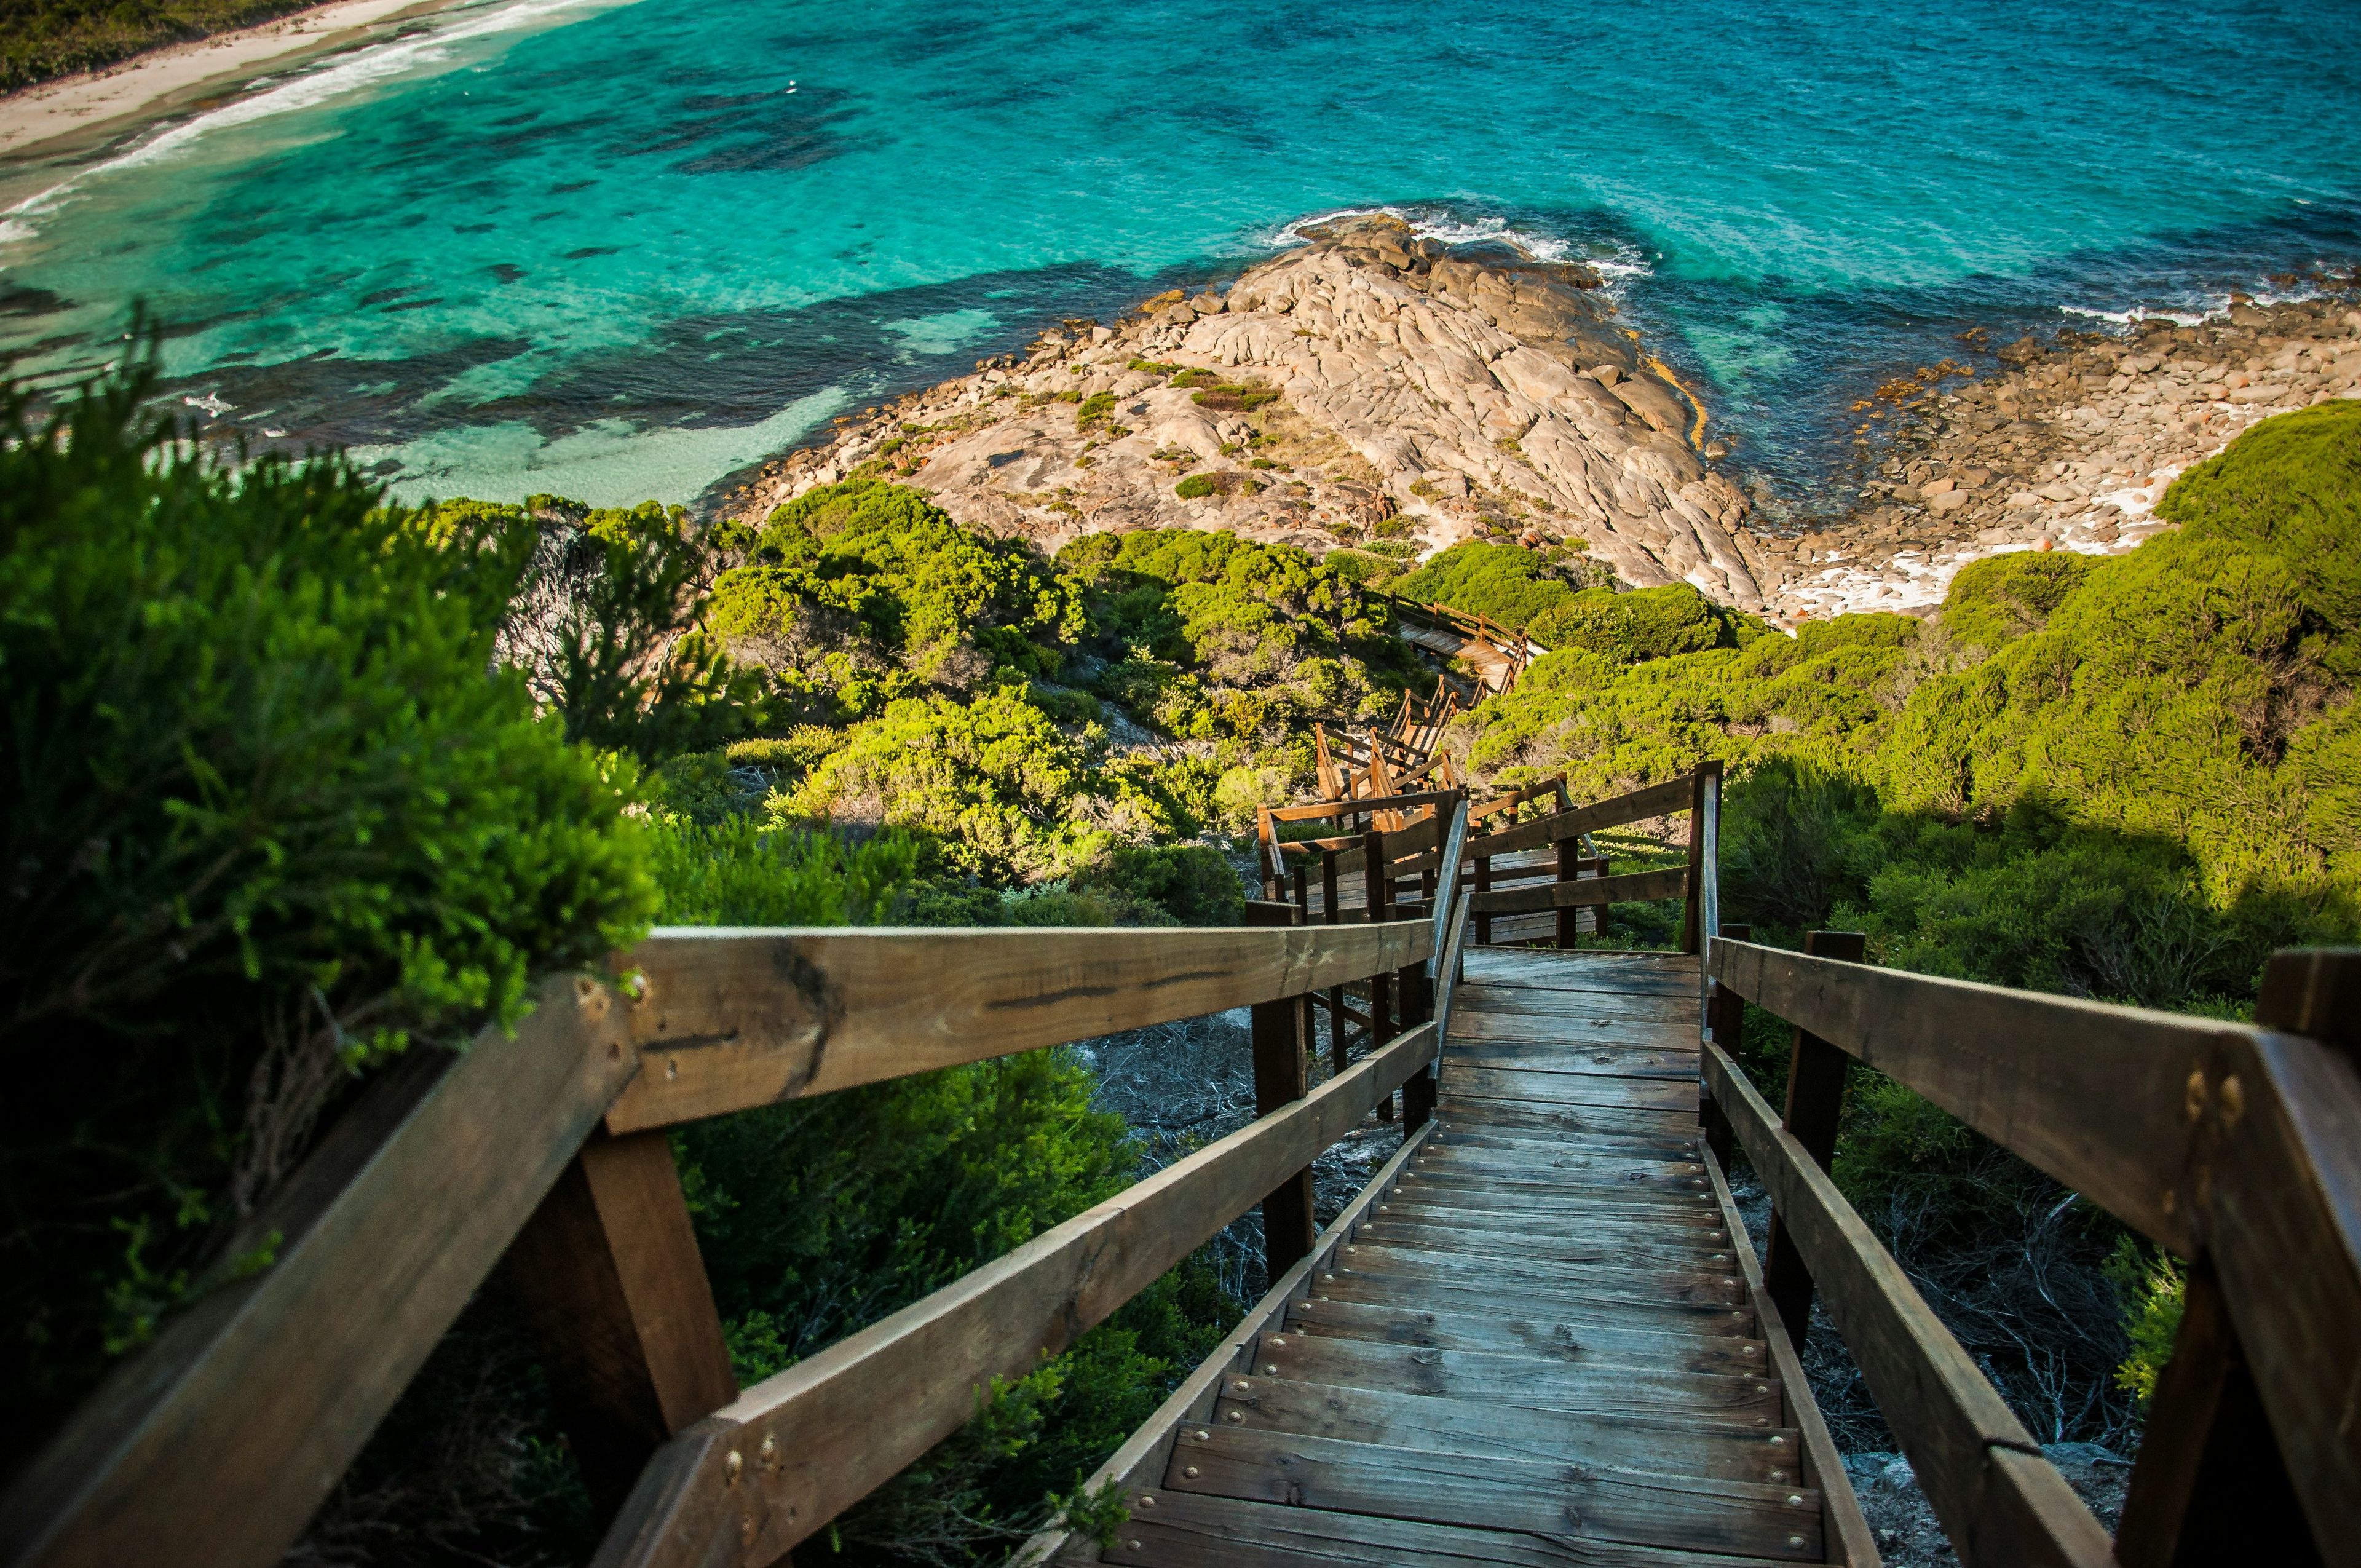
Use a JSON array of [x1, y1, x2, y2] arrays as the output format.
[[2, 0, 2356, 507]]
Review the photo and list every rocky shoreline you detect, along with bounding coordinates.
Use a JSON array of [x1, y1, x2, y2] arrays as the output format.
[[727, 214, 2360, 629], [1768, 290, 2361, 622]]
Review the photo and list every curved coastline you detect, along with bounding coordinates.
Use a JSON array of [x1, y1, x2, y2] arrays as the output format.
[[0, 0, 477, 163]]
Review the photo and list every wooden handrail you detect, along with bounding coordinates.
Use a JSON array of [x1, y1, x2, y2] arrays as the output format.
[[1701, 1043, 2112, 1567], [599, 1020, 1442, 1568], [1, 921, 1437, 1568], [1705, 937, 2361, 1561], [1464, 775, 1695, 859], [1467, 865, 1688, 916]]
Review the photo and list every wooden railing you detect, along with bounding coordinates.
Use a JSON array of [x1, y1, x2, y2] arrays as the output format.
[[0, 919, 1450, 1568], [1699, 933, 2361, 1566]]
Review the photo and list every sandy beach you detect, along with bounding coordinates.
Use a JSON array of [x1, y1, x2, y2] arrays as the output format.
[[0, 0, 470, 160]]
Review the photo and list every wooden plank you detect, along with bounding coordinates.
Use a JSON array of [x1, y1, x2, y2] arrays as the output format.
[[1370, 1196, 1732, 1241], [1699, 1109, 1878, 1567], [1473, 866, 1690, 917], [1328, 1244, 1746, 1311], [593, 1023, 1441, 1568], [2183, 1007, 2361, 1557], [1, 976, 641, 1568], [1269, 789, 1458, 824], [1352, 1219, 1739, 1272], [1443, 1047, 1699, 1080], [1710, 936, 2215, 1255], [1238, 1334, 1778, 1423], [1426, 1123, 1704, 1162], [1163, 1427, 1822, 1559], [609, 921, 1431, 1133], [1453, 989, 1704, 1023], [502, 1130, 738, 1516], [1101, 1488, 1789, 1568], [1465, 776, 1700, 860], [1386, 1173, 1722, 1219], [1218, 1379, 1785, 1473], [1010, 1122, 1439, 1568], [1310, 1269, 1757, 1338], [1703, 1041, 2110, 1567], [1434, 1099, 1699, 1144], [1283, 1297, 1768, 1374], [1449, 1010, 1701, 1045], [1247, 903, 1318, 1280], [1762, 930, 1865, 1350], [1444, 1066, 1697, 1112], [1410, 1147, 1710, 1192]]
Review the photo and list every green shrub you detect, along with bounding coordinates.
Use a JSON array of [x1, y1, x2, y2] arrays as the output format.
[[0, 360, 658, 1460], [1075, 392, 1118, 432], [1174, 473, 1219, 500], [1168, 368, 1220, 388]]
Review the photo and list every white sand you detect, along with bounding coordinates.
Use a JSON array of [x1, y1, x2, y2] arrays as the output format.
[[0, 0, 467, 159]]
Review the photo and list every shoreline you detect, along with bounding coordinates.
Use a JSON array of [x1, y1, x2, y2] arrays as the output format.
[[724, 218, 2360, 629], [0, 0, 475, 162]]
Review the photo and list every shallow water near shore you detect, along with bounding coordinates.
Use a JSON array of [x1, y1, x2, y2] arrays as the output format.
[[1, 0, 2356, 508]]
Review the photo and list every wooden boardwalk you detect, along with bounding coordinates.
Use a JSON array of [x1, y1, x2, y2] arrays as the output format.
[[1096, 945, 1867, 1566]]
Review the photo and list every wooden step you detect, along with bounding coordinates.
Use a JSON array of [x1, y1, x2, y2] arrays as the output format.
[[1455, 985, 1705, 1022], [1331, 1243, 1746, 1309], [1108, 1489, 1797, 1568], [1444, 1044, 1700, 1079], [1216, 1370, 1795, 1480], [1236, 1335, 1778, 1424], [1162, 1427, 1821, 1560], [1282, 1296, 1770, 1375], [1372, 1186, 1727, 1228], [1311, 1262, 1758, 1335], [1445, 1067, 1698, 1113], [1351, 1218, 1741, 1271], [1436, 1099, 1700, 1144]]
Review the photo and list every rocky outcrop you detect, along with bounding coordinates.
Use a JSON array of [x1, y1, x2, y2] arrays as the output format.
[[1754, 295, 2361, 622], [730, 214, 1768, 609]]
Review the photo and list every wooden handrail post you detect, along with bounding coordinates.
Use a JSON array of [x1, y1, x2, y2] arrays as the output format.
[[2115, 948, 2357, 1568], [1364, 826, 1396, 1120], [503, 1128, 738, 1521], [1474, 851, 1493, 946], [1244, 901, 1318, 1280], [1760, 929, 1867, 1349], [1682, 762, 1721, 955], [1554, 834, 1579, 950], [1580, 855, 1611, 941], [1702, 924, 1751, 1173], [1321, 850, 1348, 1077]]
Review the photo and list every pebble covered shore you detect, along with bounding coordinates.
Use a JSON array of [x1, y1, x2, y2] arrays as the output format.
[[729, 215, 2360, 629]]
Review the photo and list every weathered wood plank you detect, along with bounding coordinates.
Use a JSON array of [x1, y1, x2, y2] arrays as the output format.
[[594, 1023, 1440, 1568], [1351, 1219, 1740, 1272], [1710, 936, 2205, 1255], [1452, 991, 1704, 1024], [1703, 1042, 2110, 1567], [1448, 1014, 1701, 1051], [609, 922, 1431, 1133], [1163, 1427, 1821, 1559], [1282, 1297, 1768, 1375], [1409, 1147, 1710, 1192], [1442, 1066, 1698, 1112], [1101, 1489, 1789, 1568], [1426, 1123, 1704, 1162], [1367, 1200, 1732, 1248], [1442, 1046, 1700, 1080], [1761, 930, 1864, 1351], [1471, 866, 1691, 917], [1699, 1112, 1878, 1567], [1385, 1176, 1723, 1224], [1329, 1244, 1746, 1310], [1237, 1335, 1778, 1423], [1, 978, 640, 1568], [1436, 1098, 1699, 1141], [502, 1130, 738, 1516], [1463, 777, 1699, 860], [1312, 1265, 1755, 1336]]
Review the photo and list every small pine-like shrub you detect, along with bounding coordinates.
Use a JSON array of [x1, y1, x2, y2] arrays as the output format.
[[1174, 473, 1220, 500]]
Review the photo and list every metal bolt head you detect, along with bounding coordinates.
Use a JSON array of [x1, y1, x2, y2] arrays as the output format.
[[1226, 1409, 1245, 1423], [1757, 1384, 1771, 1395], [1127, 1540, 1142, 1552], [1183, 1465, 1200, 1478], [1263, 1364, 1278, 1374], [1193, 1430, 1210, 1441], [1787, 1536, 1806, 1551], [725, 1450, 743, 1486], [1139, 1495, 1157, 1508], [1232, 1379, 1251, 1393], [1770, 1470, 1786, 1482], [2220, 1074, 2246, 1125], [759, 1434, 778, 1462], [1742, 1345, 1759, 1356], [1269, 1337, 1285, 1347], [1770, 1435, 1787, 1446], [1787, 1495, 1804, 1507]]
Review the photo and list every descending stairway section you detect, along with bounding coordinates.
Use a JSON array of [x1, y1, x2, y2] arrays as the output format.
[[1064, 945, 1867, 1567]]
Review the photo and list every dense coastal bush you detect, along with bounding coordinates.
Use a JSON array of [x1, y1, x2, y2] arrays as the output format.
[[0, 367, 664, 1473]]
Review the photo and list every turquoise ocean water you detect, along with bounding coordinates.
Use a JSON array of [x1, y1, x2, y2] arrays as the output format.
[[1, 0, 2356, 509]]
